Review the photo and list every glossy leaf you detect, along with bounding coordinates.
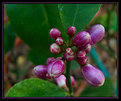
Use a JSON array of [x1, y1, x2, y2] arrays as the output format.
[[4, 23, 16, 54], [90, 11, 117, 32], [6, 78, 67, 97], [70, 60, 80, 71], [110, 11, 117, 32], [58, 4, 101, 32], [6, 4, 101, 65]]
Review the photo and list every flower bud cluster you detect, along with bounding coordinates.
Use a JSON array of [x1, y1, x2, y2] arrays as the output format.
[[64, 48, 75, 61], [72, 24, 105, 87], [33, 24, 105, 89]]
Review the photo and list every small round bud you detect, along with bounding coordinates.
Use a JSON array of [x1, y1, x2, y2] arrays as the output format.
[[79, 44, 91, 54], [49, 28, 62, 39], [56, 37, 64, 45], [50, 43, 61, 54], [88, 24, 105, 45], [46, 57, 56, 65], [71, 76, 75, 87], [77, 50, 86, 59], [77, 55, 88, 65], [33, 65, 47, 78], [55, 75, 69, 91], [73, 31, 91, 48], [66, 76, 75, 87], [55, 75, 66, 88], [66, 48, 73, 55], [84, 44, 91, 54], [82, 64, 105, 87], [47, 60, 65, 78], [68, 26, 76, 37], [64, 52, 75, 61]]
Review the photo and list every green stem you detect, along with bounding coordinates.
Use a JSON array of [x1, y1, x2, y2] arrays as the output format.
[[65, 61, 73, 96], [65, 36, 73, 97]]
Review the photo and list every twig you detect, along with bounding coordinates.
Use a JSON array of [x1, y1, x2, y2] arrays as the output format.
[[74, 80, 87, 96]]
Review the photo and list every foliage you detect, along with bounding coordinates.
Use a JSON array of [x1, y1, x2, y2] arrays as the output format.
[[6, 78, 67, 97], [4, 23, 16, 54], [6, 4, 101, 65]]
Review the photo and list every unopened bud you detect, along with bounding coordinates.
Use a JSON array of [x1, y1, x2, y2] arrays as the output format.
[[82, 64, 105, 87], [56, 37, 64, 45], [47, 60, 65, 78], [68, 26, 76, 37], [77, 55, 88, 65], [64, 52, 75, 61], [49, 28, 62, 39], [46, 57, 56, 65], [50, 43, 61, 54], [33, 65, 47, 78], [73, 31, 91, 48], [88, 24, 105, 45], [77, 50, 86, 59], [66, 48, 73, 55]]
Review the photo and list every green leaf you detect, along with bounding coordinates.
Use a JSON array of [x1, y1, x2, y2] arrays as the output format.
[[70, 60, 80, 71], [110, 11, 117, 32], [27, 48, 61, 65], [90, 11, 117, 32], [58, 4, 101, 32], [4, 23, 16, 54], [6, 4, 50, 65], [6, 4, 101, 65], [80, 78, 114, 97], [6, 78, 67, 97], [43, 4, 67, 40]]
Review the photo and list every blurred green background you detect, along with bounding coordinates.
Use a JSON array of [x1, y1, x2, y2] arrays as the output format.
[[4, 4, 117, 97]]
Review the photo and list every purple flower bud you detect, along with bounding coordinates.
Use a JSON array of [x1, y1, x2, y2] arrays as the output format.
[[56, 37, 64, 45], [64, 52, 75, 61], [68, 26, 76, 37], [77, 50, 86, 59], [49, 28, 62, 39], [71, 76, 75, 87], [73, 31, 91, 48], [46, 57, 56, 65], [56, 75, 75, 88], [83, 44, 91, 54], [33, 65, 47, 78], [50, 43, 61, 54], [82, 64, 105, 87], [88, 24, 105, 45], [55, 75, 69, 91], [47, 60, 65, 78], [77, 55, 88, 65], [66, 48, 73, 55], [55, 75, 66, 87]]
